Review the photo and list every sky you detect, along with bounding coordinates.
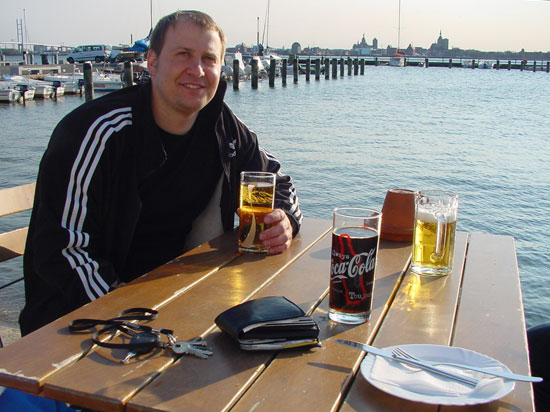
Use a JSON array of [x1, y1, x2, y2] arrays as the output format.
[[1, 0, 549, 52]]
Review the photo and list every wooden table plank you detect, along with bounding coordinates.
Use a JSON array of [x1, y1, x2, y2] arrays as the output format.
[[340, 232, 469, 412], [0, 232, 239, 394], [125, 222, 334, 412], [228, 239, 412, 412], [41, 218, 331, 411], [441, 232, 534, 412]]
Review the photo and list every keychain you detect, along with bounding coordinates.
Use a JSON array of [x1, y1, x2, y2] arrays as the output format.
[[69, 307, 213, 363]]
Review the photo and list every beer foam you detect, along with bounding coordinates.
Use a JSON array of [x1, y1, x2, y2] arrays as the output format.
[[416, 206, 457, 223]]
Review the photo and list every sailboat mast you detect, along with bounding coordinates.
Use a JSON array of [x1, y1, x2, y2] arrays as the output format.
[[150, 0, 153, 32], [266, 0, 270, 48], [397, 0, 401, 52]]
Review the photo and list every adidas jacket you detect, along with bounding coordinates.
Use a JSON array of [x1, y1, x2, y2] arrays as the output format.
[[19, 80, 302, 335]]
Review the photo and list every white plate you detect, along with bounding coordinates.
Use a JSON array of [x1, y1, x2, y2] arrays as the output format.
[[360, 344, 515, 405]]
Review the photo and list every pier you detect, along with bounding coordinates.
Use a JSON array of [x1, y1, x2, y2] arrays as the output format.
[[228, 56, 550, 90]]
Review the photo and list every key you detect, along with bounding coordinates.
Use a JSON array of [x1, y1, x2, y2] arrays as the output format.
[[171, 339, 213, 359], [121, 332, 159, 363]]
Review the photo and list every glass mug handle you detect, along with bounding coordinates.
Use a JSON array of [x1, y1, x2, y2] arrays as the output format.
[[432, 211, 447, 261]]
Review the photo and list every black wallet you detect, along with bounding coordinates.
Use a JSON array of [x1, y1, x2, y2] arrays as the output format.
[[215, 296, 320, 350]]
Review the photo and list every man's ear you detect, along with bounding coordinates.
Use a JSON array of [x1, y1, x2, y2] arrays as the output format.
[[147, 50, 158, 76]]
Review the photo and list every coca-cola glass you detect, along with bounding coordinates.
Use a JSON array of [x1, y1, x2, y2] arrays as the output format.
[[329, 207, 382, 324]]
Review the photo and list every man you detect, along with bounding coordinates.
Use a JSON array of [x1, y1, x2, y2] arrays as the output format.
[[19, 10, 302, 336]]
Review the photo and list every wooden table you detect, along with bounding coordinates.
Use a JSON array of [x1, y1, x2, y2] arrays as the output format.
[[0, 217, 535, 411]]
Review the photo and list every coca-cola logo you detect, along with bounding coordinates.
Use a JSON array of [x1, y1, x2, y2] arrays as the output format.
[[331, 248, 376, 280]]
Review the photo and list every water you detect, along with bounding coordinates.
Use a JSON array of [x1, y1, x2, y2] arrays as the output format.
[[1, 66, 549, 334]]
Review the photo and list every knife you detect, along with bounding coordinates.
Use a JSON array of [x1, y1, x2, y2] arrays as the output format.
[[334, 339, 479, 386], [334, 339, 543, 383]]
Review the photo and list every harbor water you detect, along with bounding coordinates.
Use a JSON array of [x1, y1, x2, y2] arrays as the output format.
[[1, 66, 549, 337]]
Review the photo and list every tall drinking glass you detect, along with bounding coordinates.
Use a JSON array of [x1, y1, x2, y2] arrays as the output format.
[[411, 191, 459, 276], [329, 207, 382, 324], [238, 171, 276, 253]]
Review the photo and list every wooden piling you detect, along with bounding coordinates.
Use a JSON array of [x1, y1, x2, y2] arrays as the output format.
[[251, 59, 258, 89], [331, 59, 337, 79], [520, 60, 525, 71], [508, 60, 512, 70], [347, 58, 352, 76], [123, 61, 133, 87], [533, 61, 536, 73], [233, 59, 240, 90], [546, 61, 549, 73], [281, 58, 287, 86], [495, 59, 500, 70], [353, 59, 358, 75], [83, 62, 94, 101], [449, 58, 452, 69], [269, 58, 275, 87], [305, 59, 311, 82], [339, 58, 344, 77], [360, 59, 365, 75], [315, 59, 321, 80], [293, 58, 299, 84], [325, 59, 330, 80]]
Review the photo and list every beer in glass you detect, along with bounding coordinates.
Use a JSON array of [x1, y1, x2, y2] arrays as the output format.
[[329, 207, 382, 324], [238, 171, 276, 253], [411, 191, 459, 276]]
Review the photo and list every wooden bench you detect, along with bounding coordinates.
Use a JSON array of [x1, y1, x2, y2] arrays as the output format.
[[0, 182, 35, 347], [0, 183, 35, 263]]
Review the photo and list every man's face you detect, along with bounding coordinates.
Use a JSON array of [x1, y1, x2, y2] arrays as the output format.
[[148, 19, 222, 118]]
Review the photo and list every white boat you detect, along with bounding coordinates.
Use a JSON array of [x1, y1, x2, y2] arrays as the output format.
[[0, 87, 21, 103], [478, 60, 493, 69], [63, 82, 82, 94], [389, 0, 405, 68], [389, 54, 405, 67], [34, 84, 54, 99], [15, 84, 35, 101], [44, 71, 123, 92], [224, 52, 246, 78]]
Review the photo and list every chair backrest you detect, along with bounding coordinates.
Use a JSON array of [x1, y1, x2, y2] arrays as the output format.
[[0, 183, 36, 263]]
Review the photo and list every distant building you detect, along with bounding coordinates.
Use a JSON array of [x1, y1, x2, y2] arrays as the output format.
[[291, 42, 302, 54], [372, 38, 378, 50], [352, 34, 373, 55], [429, 31, 449, 56]]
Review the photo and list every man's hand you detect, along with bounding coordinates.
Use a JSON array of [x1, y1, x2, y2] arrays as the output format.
[[260, 209, 293, 254]]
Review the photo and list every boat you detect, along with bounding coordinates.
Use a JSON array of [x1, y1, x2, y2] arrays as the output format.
[[389, 52, 406, 67], [389, 0, 405, 68], [33, 83, 55, 99], [44, 71, 123, 91], [478, 60, 493, 69], [0, 87, 21, 103], [15, 84, 35, 101], [224, 52, 246, 79]]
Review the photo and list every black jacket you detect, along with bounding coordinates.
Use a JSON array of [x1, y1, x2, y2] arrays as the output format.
[[19, 80, 302, 335]]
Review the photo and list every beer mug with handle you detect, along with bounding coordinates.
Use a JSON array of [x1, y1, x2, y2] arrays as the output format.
[[411, 191, 459, 276]]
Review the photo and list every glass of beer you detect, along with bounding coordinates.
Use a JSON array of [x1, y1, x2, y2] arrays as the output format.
[[329, 207, 382, 324], [238, 171, 276, 253], [410, 191, 459, 276]]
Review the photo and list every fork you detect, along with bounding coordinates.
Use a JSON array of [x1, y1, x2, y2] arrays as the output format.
[[392, 347, 543, 382]]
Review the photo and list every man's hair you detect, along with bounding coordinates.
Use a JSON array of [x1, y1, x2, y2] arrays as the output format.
[[149, 10, 226, 60]]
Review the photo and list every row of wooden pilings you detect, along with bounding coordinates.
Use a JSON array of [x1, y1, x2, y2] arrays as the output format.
[[79, 57, 550, 100], [234, 57, 550, 90], [233, 57, 369, 90]]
